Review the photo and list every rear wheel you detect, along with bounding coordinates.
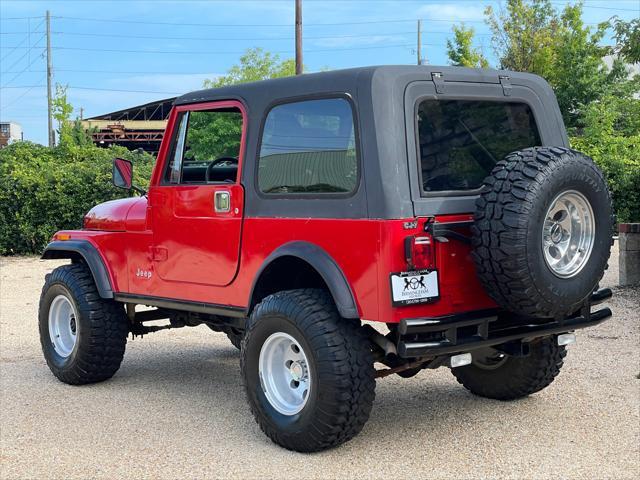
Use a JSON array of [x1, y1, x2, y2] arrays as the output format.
[[241, 289, 375, 452], [451, 337, 566, 400], [39, 263, 129, 385]]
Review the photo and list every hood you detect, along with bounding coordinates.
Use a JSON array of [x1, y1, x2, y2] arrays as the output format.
[[83, 197, 145, 231]]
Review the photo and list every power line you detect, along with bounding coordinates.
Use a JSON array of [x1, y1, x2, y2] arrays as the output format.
[[0, 35, 46, 76], [0, 34, 29, 63], [550, 2, 639, 12], [0, 85, 46, 89], [52, 13, 620, 28], [55, 15, 489, 26], [0, 53, 45, 88], [44, 29, 492, 41], [67, 86, 182, 95], [2, 42, 475, 56], [0, 75, 46, 113], [0, 31, 46, 35], [0, 15, 46, 20]]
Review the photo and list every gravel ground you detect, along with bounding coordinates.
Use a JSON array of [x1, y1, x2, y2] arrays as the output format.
[[1, 243, 638, 480]]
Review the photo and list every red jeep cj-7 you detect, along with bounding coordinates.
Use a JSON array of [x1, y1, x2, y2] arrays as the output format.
[[40, 66, 614, 452]]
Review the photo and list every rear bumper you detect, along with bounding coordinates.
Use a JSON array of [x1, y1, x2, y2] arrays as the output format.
[[397, 288, 613, 358]]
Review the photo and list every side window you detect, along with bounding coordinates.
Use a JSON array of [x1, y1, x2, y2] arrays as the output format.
[[164, 107, 243, 184], [258, 98, 358, 195]]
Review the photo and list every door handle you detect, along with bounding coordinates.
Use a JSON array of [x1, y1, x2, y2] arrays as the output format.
[[214, 191, 231, 213]]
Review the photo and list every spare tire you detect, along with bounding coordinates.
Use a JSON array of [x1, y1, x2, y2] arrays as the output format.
[[472, 147, 613, 319]]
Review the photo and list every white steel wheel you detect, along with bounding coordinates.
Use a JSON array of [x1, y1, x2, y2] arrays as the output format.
[[48, 294, 78, 358], [258, 332, 311, 416], [542, 190, 595, 278]]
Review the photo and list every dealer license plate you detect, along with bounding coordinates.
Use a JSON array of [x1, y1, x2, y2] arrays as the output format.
[[390, 270, 439, 306]]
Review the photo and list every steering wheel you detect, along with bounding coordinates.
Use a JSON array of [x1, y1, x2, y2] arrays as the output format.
[[206, 156, 238, 183]]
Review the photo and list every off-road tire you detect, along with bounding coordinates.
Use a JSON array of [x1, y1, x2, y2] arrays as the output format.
[[241, 289, 376, 452], [39, 263, 129, 385], [472, 147, 613, 318], [452, 337, 567, 400], [225, 327, 243, 350]]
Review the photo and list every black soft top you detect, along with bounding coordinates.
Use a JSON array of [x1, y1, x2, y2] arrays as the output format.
[[175, 65, 551, 107], [175, 65, 566, 220]]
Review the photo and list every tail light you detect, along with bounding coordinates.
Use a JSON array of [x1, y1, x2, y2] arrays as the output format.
[[404, 234, 436, 271]]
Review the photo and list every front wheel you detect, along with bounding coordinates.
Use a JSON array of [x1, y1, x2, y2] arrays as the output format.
[[39, 263, 129, 385], [451, 336, 567, 400], [241, 289, 376, 452]]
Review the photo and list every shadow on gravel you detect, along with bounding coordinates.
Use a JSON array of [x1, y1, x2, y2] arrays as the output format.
[[48, 341, 530, 441]]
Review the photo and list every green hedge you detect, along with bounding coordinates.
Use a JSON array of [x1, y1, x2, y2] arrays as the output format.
[[571, 135, 640, 225], [1, 131, 637, 256], [0, 142, 154, 255]]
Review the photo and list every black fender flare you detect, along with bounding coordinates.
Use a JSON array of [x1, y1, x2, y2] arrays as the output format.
[[41, 240, 114, 299], [251, 241, 359, 319]]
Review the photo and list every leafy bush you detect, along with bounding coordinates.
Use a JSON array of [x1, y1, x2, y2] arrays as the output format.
[[0, 142, 154, 255], [570, 91, 640, 224], [571, 135, 640, 224]]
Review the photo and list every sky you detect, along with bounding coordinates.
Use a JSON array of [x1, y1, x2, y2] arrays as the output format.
[[1, 0, 638, 145]]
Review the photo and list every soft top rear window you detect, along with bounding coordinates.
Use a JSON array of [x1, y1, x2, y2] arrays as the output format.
[[417, 99, 541, 193]]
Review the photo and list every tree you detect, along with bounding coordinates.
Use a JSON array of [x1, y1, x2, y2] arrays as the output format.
[[540, 3, 614, 127], [52, 84, 73, 145], [191, 48, 296, 162], [570, 91, 640, 222], [612, 17, 640, 64], [485, 0, 558, 73], [51, 84, 93, 148], [485, 0, 629, 128], [446, 25, 489, 68], [203, 47, 295, 88]]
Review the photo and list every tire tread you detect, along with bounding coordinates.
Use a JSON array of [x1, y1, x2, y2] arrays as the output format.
[[241, 289, 375, 452], [39, 263, 129, 385]]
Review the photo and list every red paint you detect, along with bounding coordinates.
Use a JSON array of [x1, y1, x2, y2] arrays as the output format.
[[52, 100, 496, 324], [84, 197, 141, 231]]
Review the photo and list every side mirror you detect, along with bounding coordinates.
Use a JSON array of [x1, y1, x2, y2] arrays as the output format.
[[112, 158, 133, 190]]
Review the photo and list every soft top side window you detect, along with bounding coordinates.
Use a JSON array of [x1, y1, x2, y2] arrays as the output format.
[[417, 99, 541, 193], [257, 97, 358, 195]]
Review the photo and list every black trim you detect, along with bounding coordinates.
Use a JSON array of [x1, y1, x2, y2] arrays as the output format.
[[161, 111, 188, 185], [254, 93, 362, 200], [41, 240, 114, 298], [396, 289, 613, 358], [113, 293, 247, 318], [590, 287, 612, 306], [427, 220, 473, 244], [249, 241, 359, 318]]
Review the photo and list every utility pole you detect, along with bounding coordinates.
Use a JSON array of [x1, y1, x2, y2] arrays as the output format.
[[46, 10, 54, 147], [295, 0, 303, 75], [417, 19, 422, 65]]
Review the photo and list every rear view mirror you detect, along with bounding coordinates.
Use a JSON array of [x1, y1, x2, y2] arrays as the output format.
[[112, 158, 133, 190]]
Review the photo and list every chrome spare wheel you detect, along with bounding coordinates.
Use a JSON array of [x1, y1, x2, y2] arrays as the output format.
[[258, 332, 311, 416], [48, 294, 78, 358], [542, 190, 595, 278]]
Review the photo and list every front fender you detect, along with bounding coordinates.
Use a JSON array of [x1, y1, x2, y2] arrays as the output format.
[[41, 240, 114, 298]]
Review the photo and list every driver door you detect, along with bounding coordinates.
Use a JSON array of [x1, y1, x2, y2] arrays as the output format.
[[149, 101, 246, 287]]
